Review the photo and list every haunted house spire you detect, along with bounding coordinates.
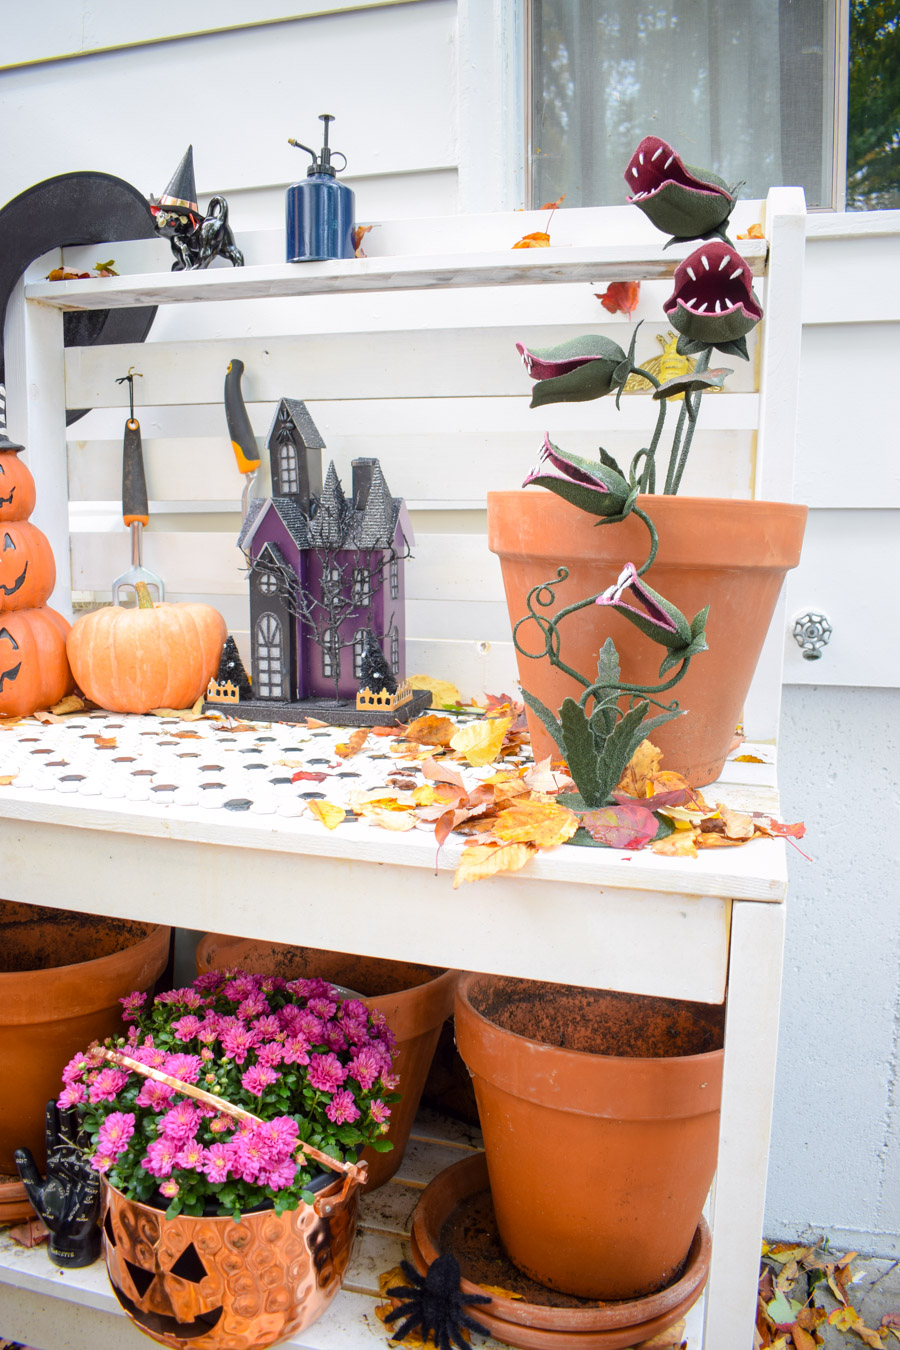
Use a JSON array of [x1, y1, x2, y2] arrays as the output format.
[[310, 460, 347, 546], [358, 462, 397, 547]]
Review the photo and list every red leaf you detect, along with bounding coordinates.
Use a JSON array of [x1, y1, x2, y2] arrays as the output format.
[[579, 804, 658, 850], [595, 281, 641, 317], [291, 770, 329, 783]]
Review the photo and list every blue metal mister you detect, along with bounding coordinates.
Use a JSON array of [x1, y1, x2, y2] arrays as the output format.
[[286, 114, 355, 263]]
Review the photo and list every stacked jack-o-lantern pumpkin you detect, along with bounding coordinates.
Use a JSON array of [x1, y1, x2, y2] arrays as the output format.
[[0, 408, 74, 717]]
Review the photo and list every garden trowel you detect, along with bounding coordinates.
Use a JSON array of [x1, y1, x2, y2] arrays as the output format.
[[112, 370, 165, 604]]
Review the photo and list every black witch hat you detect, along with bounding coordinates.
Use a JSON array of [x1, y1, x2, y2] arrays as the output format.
[[156, 146, 199, 216]]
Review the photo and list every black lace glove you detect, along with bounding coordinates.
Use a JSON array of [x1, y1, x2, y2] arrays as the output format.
[[14, 1101, 101, 1267]]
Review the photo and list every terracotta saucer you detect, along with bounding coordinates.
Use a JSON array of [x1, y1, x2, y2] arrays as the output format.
[[409, 1152, 710, 1350], [0, 1176, 33, 1225]]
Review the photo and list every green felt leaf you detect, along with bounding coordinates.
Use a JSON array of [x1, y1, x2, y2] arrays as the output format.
[[596, 637, 621, 689], [521, 688, 565, 753], [597, 445, 625, 475], [652, 368, 731, 400], [560, 698, 605, 808], [593, 701, 654, 803]]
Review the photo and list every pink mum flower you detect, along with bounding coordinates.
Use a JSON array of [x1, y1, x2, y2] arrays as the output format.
[[307, 1053, 348, 1093], [119, 991, 147, 1021], [171, 1015, 202, 1041], [223, 975, 261, 1002], [88, 1068, 130, 1104], [348, 1044, 386, 1092], [97, 1112, 135, 1158], [369, 1099, 391, 1126], [295, 1010, 325, 1042], [58, 1082, 87, 1109], [176, 1139, 205, 1171], [201, 1143, 233, 1184], [135, 1079, 175, 1111], [133, 1045, 169, 1069], [160, 1100, 200, 1143], [323, 1023, 348, 1053], [259, 1156, 297, 1190], [241, 1064, 279, 1097], [159, 1178, 180, 1198], [308, 997, 338, 1021], [255, 1116, 299, 1158], [89, 1151, 115, 1175], [282, 1035, 310, 1066], [61, 1052, 91, 1085], [237, 993, 268, 1020], [209, 1114, 235, 1135], [220, 1023, 259, 1066], [325, 1089, 361, 1125], [164, 1053, 202, 1084], [252, 1015, 282, 1040], [155, 987, 205, 1009], [256, 1041, 284, 1069], [142, 1136, 180, 1178]]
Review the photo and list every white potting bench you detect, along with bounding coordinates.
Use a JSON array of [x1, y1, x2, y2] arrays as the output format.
[[0, 187, 806, 1350]]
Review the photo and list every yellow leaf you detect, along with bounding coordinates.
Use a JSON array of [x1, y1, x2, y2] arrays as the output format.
[[615, 739, 663, 797], [715, 803, 756, 839], [453, 842, 535, 888], [357, 795, 414, 812], [512, 231, 551, 248], [149, 696, 207, 720], [307, 800, 346, 830], [492, 799, 579, 850], [791, 1329, 818, 1350], [335, 728, 369, 758], [651, 830, 699, 858], [0, 774, 16, 785], [363, 808, 418, 832], [477, 1284, 526, 1301], [658, 803, 718, 826], [407, 674, 464, 709], [830, 1308, 860, 1331], [412, 784, 436, 806], [450, 717, 511, 767], [48, 693, 89, 716], [734, 753, 766, 763]]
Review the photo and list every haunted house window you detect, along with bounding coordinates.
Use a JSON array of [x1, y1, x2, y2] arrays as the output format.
[[390, 558, 399, 600], [353, 629, 366, 678], [323, 567, 342, 605], [254, 613, 284, 699], [257, 568, 279, 596], [322, 628, 339, 679], [390, 627, 400, 675], [352, 568, 371, 605], [277, 440, 299, 495]]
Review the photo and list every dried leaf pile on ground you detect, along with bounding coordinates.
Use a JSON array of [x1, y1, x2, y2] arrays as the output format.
[[759, 1240, 900, 1349]]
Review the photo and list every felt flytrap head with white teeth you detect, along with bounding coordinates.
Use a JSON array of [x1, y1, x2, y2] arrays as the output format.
[[625, 136, 735, 240], [664, 241, 763, 345]]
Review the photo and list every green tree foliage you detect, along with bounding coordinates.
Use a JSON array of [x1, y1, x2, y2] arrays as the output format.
[[847, 0, 900, 209]]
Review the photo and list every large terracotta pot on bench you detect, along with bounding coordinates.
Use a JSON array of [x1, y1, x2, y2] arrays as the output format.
[[488, 492, 807, 785], [195, 934, 458, 1192], [0, 901, 170, 1222]]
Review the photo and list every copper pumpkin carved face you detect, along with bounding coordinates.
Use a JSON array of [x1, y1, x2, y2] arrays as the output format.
[[102, 1179, 359, 1350]]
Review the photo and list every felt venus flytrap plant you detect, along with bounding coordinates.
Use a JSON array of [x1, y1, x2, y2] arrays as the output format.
[[512, 136, 762, 814]]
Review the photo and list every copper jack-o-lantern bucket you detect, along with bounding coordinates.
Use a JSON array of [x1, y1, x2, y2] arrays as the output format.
[[96, 1046, 363, 1350], [102, 1173, 359, 1350]]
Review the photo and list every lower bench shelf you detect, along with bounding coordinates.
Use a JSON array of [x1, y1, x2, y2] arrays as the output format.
[[0, 1107, 705, 1350]]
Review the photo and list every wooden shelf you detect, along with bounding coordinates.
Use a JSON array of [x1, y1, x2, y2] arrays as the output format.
[[25, 240, 768, 311]]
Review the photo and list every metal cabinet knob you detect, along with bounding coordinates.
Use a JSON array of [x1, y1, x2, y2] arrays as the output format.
[[792, 611, 832, 660]]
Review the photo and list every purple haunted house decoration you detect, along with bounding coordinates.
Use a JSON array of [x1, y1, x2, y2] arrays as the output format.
[[237, 397, 411, 705]]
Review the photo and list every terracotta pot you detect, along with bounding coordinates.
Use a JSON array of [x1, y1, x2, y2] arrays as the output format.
[[410, 1152, 711, 1346], [0, 902, 170, 1221], [103, 1171, 358, 1350], [454, 974, 724, 1301], [195, 934, 458, 1192], [487, 491, 807, 785]]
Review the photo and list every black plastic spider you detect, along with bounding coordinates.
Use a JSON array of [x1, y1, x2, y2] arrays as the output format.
[[385, 1254, 492, 1350]]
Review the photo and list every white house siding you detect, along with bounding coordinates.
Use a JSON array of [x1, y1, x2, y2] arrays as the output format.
[[1, 0, 899, 1257]]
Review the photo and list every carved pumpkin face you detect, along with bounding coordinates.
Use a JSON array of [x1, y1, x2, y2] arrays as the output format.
[[0, 448, 36, 523], [0, 606, 73, 718], [102, 1178, 358, 1350], [0, 520, 56, 612]]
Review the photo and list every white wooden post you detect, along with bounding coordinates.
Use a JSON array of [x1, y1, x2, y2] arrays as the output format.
[[4, 265, 72, 618], [742, 185, 807, 744], [704, 898, 787, 1350]]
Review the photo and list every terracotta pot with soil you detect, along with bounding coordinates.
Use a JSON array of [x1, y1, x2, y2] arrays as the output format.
[[454, 973, 725, 1302], [195, 934, 458, 1192], [488, 492, 807, 785], [0, 901, 170, 1223]]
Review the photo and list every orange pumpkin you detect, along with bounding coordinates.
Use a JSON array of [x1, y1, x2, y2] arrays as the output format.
[[0, 448, 36, 523], [67, 591, 227, 714], [0, 520, 56, 611], [0, 605, 74, 717]]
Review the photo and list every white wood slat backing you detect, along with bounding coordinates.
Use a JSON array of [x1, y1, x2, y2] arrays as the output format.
[[63, 326, 760, 408]]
